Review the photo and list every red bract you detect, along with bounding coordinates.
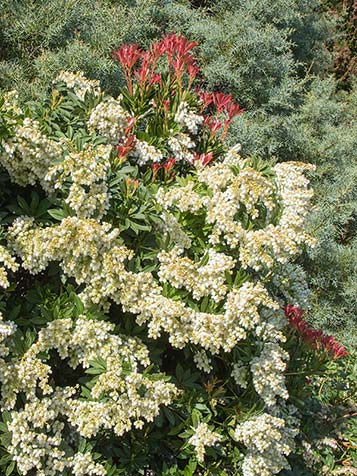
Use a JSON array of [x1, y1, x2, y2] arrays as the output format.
[[149, 74, 162, 86], [116, 135, 136, 159], [200, 92, 244, 139], [226, 102, 245, 121], [193, 152, 214, 167], [163, 157, 176, 171], [125, 117, 137, 135], [152, 163, 161, 170], [199, 92, 214, 108], [188, 64, 199, 80], [152, 41, 167, 59], [321, 335, 349, 359], [203, 116, 222, 135], [151, 163, 162, 175], [156, 34, 199, 85], [135, 52, 150, 85], [212, 92, 233, 112], [111, 34, 246, 173], [112, 43, 142, 70], [112, 43, 143, 94], [284, 305, 348, 360], [159, 33, 197, 59], [284, 304, 303, 322], [171, 57, 185, 76]]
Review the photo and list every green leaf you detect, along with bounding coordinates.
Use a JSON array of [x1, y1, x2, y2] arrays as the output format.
[[0, 455, 12, 466], [78, 438, 87, 453], [0, 422, 8, 432], [200, 296, 209, 312], [8, 305, 21, 320], [48, 208, 67, 221], [5, 461, 15, 476], [17, 196, 31, 215], [35, 199, 51, 217], [198, 252, 209, 267], [176, 363, 184, 382], [30, 192, 40, 212], [163, 407, 176, 426], [191, 409, 201, 427]]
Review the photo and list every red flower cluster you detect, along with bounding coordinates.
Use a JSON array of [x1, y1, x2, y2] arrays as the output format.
[[203, 116, 222, 135], [116, 135, 135, 161], [111, 34, 245, 169], [200, 91, 245, 139], [112, 33, 199, 93], [151, 157, 176, 180], [193, 151, 214, 167], [115, 118, 137, 161], [284, 305, 348, 359], [160, 33, 198, 85], [112, 44, 142, 94]]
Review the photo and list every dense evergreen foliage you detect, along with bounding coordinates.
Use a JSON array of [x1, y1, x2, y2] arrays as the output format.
[[1, 0, 355, 346], [0, 0, 355, 474], [0, 0, 163, 100]]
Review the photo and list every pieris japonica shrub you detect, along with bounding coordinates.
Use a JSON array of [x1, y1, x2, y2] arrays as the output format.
[[2, 0, 355, 349], [0, 35, 349, 476]]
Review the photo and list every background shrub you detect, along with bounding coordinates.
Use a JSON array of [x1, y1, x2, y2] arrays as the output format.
[[0, 0, 164, 100]]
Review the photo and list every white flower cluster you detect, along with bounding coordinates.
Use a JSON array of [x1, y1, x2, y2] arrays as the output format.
[[55, 71, 101, 100], [188, 422, 222, 462], [5, 151, 315, 452], [0, 93, 116, 217], [30, 316, 149, 370], [168, 132, 195, 162], [1, 315, 177, 475], [157, 182, 205, 213], [139, 280, 278, 353], [88, 97, 128, 142], [254, 316, 287, 345], [231, 361, 248, 389], [0, 245, 18, 288], [193, 350, 212, 373], [235, 413, 298, 476], [8, 388, 107, 476], [250, 343, 289, 407], [159, 151, 316, 269], [0, 312, 17, 358], [46, 143, 112, 218], [240, 162, 316, 270], [158, 247, 234, 302], [197, 158, 276, 247], [0, 316, 146, 412], [159, 212, 192, 250], [130, 140, 163, 165], [0, 117, 63, 189], [223, 143, 243, 163], [223, 282, 279, 341], [8, 215, 128, 277], [174, 101, 203, 134], [8, 389, 77, 476], [71, 453, 107, 476], [0, 345, 52, 410], [1, 90, 22, 120], [9, 217, 278, 354]]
